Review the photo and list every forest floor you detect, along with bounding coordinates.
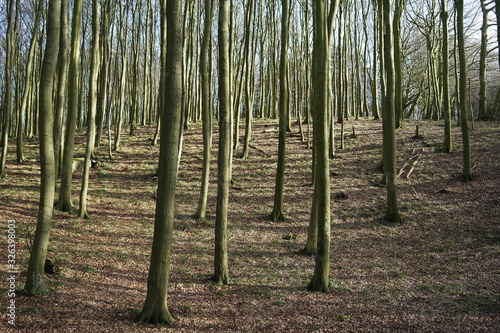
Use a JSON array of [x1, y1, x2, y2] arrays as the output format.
[[1, 118, 499, 332]]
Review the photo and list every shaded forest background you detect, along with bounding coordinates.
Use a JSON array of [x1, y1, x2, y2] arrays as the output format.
[[1, 0, 500, 331]]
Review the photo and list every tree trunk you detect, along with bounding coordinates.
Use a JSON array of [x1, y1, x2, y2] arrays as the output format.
[[24, 0, 61, 295], [382, 0, 403, 223], [79, 0, 100, 219], [137, 0, 182, 324], [478, 0, 488, 120], [55, 0, 83, 212], [213, 0, 231, 285], [95, 0, 111, 147], [270, 0, 290, 223], [0, 0, 16, 178], [114, 3, 128, 152], [393, 0, 403, 128], [16, 0, 43, 163], [441, 0, 453, 153], [241, 0, 255, 160], [456, 0, 472, 181], [308, 0, 338, 293], [195, 0, 214, 220]]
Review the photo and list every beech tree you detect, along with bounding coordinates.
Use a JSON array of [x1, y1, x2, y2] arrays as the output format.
[[270, 0, 290, 223], [195, 0, 214, 220], [213, 0, 231, 285], [308, 0, 339, 293], [441, 0, 453, 153], [381, 0, 403, 223], [0, 0, 15, 179], [55, 0, 84, 212], [78, 0, 100, 219], [24, 0, 61, 295], [138, 0, 183, 324], [456, 0, 473, 181]]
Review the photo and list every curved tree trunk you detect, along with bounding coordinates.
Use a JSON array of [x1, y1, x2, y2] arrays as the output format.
[[24, 0, 61, 296]]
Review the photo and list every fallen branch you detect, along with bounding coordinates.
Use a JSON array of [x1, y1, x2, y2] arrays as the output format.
[[405, 154, 420, 178], [249, 144, 271, 157]]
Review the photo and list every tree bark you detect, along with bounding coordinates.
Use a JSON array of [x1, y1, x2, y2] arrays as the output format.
[[478, 0, 488, 120], [382, 0, 403, 223], [79, 0, 100, 219], [137, 0, 182, 324], [456, 0, 472, 181], [24, 0, 61, 295], [308, 0, 339, 293], [213, 0, 231, 285], [16, 0, 44, 163], [195, 0, 214, 220], [441, 0, 453, 153], [0, 0, 16, 178], [55, 0, 83, 212], [270, 0, 290, 223]]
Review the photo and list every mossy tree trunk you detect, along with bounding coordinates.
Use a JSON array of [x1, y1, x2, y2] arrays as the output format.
[[137, 0, 182, 325], [307, 0, 339, 293], [24, 0, 61, 296]]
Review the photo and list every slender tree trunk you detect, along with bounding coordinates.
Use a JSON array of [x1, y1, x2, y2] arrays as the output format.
[[372, 0, 380, 120], [0, 0, 16, 179], [16, 0, 43, 163], [456, 0, 472, 181], [138, 0, 182, 324], [308, 0, 339, 293], [478, 0, 488, 120], [95, 0, 111, 147], [241, 0, 255, 160], [393, 0, 403, 128], [24, 0, 61, 295], [195, 0, 214, 220], [55, 0, 83, 212], [270, 0, 290, 223], [441, 0, 453, 153], [213, 0, 231, 285], [79, 0, 100, 219], [382, 0, 403, 223], [114, 3, 128, 152], [53, 0, 69, 180]]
